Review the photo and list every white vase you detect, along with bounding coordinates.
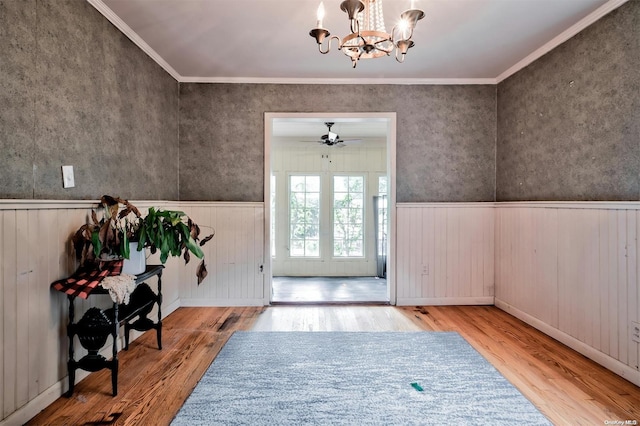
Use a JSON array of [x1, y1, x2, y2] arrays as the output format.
[[122, 242, 146, 275]]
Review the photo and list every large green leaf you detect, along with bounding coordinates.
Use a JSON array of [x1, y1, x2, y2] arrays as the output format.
[[121, 232, 130, 259], [91, 230, 102, 258], [138, 226, 147, 248], [185, 236, 204, 259]]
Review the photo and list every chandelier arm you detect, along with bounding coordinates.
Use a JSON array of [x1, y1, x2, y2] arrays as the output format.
[[351, 51, 362, 68], [404, 27, 415, 41], [350, 18, 360, 34], [318, 35, 342, 54], [395, 49, 406, 63], [372, 39, 393, 53]]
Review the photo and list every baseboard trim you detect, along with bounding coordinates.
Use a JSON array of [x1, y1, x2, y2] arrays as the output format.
[[396, 296, 494, 306], [163, 299, 181, 317], [495, 298, 640, 387], [0, 380, 64, 426], [180, 298, 265, 307], [1, 343, 126, 426]]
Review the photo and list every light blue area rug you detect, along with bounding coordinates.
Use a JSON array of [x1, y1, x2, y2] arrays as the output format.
[[171, 332, 551, 425]]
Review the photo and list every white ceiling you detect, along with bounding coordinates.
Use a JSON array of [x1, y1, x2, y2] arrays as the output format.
[[272, 117, 389, 144], [92, 0, 627, 84]]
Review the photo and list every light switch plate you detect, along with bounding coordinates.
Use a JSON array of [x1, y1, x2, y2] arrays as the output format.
[[62, 165, 75, 188]]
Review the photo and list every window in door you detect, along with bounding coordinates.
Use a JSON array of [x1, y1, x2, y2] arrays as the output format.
[[333, 175, 365, 257], [271, 174, 276, 257], [377, 175, 388, 256], [289, 175, 321, 257]]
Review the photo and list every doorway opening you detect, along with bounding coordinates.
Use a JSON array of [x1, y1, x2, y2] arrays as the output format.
[[264, 113, 396, 305]]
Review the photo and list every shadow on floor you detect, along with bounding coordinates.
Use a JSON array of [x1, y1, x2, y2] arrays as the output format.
[[271, 276, 388, 304]]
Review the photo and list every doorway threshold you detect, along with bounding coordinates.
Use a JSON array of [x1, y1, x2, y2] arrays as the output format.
[[271, 276, 389, 304], [271, 300, 391, 306]]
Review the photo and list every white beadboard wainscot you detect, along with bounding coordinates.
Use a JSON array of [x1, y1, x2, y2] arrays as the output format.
[[0, 200, 186, 425], [495, 202, 640, 387], [176, 202, 265, 306], [396, 203, 495, 306]]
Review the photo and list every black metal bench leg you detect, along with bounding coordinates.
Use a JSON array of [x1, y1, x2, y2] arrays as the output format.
[[112, 359, 118, 396], [124, 323, 131, 350], [66, 361, 75, 397]]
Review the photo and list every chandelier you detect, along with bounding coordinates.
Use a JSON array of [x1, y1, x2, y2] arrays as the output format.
[[309, 0, 425, 68]]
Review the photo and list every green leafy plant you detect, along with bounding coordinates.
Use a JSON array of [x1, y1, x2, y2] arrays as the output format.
[[72, 196, 214, 284], [137, 207, 214, 284]]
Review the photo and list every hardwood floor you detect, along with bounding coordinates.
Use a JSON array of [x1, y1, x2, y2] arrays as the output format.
[[26, 307, 265, 426], [27, 306, 639, 425]]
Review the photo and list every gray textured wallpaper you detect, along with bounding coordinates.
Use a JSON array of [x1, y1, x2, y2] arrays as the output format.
[[0, 0, 179, 200], [496, 0, 640, 201], [179, 84, 497, 202], [1, 0, 36, 199], [4, 0, 635, 203]]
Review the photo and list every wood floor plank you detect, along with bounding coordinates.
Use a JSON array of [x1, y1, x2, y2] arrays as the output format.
[[398, 306, 640, 424], [26, 305, 639, 425]]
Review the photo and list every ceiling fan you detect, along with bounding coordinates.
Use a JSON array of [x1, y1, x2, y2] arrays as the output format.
[[314, 122, 361, 147]]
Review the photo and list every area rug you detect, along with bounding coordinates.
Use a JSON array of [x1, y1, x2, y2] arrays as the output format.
[[171, 332, 551, 425]]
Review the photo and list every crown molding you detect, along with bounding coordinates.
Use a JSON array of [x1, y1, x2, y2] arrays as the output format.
[[178, 76, 498, 85], [496, 0, 629, 83], [87, 0, 181, 82]]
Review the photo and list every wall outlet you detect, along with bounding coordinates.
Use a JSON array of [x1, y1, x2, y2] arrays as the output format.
[[632, 321, 640, 344], [62, 165, 75, 188]]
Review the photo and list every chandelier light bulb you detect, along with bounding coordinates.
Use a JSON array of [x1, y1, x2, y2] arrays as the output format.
[[317, 2, 325, 28], [397, 18, 410, 40]]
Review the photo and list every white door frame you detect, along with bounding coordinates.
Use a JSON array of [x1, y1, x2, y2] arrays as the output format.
[[263, 112, 397, 305]]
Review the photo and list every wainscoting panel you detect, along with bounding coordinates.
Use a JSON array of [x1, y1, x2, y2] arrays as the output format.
[[3, 200, 640, 422], [495, 203, 640, 385], [495, 207, 560, 327], [0, 200, 266, 424], [0, 204, 98, 421], [396, 204, 495, 305], [177, 203, 265, 306]]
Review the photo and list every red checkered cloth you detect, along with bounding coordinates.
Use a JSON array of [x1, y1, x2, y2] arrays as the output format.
[[51, 260, 123, 299]]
